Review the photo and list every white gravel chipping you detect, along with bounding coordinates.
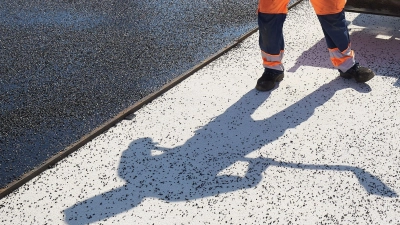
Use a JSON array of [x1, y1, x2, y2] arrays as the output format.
[[1, 2, 400, 224]]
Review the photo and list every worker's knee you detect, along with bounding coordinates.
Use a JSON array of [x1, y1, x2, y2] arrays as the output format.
[[310, 0, 346, 15], [258, 0, 291, 14]]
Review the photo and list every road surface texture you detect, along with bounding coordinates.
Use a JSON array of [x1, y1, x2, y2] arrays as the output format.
[[1, 1, 400, 224]]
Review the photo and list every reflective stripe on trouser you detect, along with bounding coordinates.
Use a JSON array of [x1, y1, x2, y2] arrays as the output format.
[[258, 13, 286, 71], [329, 44, 355, 73], [317, 10, 355, 72], [261, 50, 285, 71]]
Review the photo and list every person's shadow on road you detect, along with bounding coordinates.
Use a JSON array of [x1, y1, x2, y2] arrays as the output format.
[[64, 78, 397, 224]]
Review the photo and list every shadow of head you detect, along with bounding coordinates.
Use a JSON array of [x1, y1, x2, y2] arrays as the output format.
[[125, 137, 158, 156]]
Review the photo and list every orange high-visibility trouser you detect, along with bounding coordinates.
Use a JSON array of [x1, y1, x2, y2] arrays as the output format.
[[259, 0, 346, 15], [258, 0, 355, 72]]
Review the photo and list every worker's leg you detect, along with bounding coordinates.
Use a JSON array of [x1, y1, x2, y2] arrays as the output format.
[[256, 0, 289, 91], [310, 0, 375, 82], [258, 0, 289, 72]]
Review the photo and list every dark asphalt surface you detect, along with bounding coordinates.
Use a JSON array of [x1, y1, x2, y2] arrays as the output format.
[[347, 0, 400, 16], [0, 0, 262, 188]]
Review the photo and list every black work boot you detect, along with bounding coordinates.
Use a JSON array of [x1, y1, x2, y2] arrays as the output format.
[[255, 68, 284, 91], [339, 63, 375, 83]]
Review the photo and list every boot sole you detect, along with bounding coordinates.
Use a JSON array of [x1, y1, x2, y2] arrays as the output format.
[[355, 73, 375, 83], [255, 74, 284, 92], [340, 73, 375, 83]]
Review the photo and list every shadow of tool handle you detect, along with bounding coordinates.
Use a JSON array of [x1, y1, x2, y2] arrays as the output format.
[[271, 161, 398, 197], [354, 168, 398, 197]]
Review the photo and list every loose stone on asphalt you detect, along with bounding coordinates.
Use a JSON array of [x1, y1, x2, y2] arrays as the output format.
[[1, 1, 400, 224]]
